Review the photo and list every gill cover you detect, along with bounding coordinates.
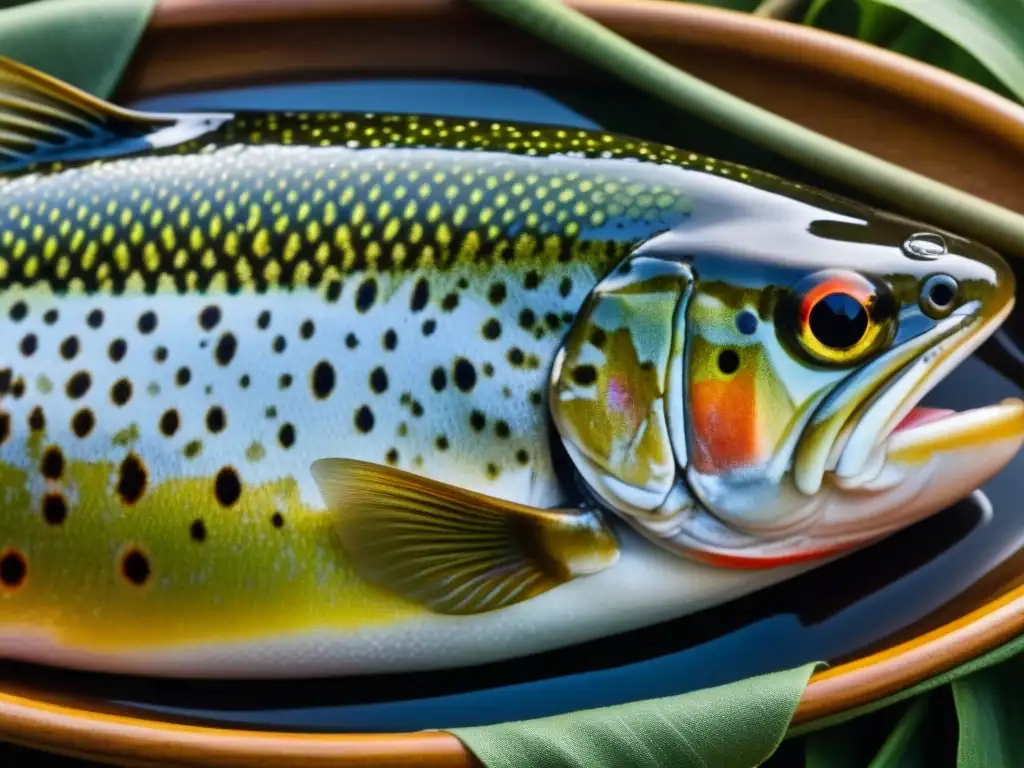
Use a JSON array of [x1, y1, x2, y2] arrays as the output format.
[[549, 256, 693, 520]]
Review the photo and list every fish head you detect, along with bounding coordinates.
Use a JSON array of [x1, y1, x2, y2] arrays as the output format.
[[550, 216, 1023, 567]]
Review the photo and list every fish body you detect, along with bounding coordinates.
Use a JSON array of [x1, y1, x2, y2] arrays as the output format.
[[0, 59, 1020, 677]]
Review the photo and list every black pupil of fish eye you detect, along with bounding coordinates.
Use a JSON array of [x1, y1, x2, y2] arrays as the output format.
[[809, 293, 869, 349], [929, 282, 955, 307]]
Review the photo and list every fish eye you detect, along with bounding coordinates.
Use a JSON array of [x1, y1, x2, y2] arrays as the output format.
[[786, 270, 892, 365], [920, 274, 959, 319]]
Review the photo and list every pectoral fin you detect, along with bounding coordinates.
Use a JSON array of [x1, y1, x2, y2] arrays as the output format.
[[0, 57, 230, 169], [311, 459, 619, 615]]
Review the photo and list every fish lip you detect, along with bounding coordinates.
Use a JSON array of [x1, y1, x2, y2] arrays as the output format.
[[829, 296, 1017, 485]]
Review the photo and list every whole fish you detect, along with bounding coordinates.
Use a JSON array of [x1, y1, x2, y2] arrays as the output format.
[[0, 59, 1020, 678]]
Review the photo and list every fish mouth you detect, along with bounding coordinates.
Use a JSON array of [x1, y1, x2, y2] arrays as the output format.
[[793, 297, 1018, 498]]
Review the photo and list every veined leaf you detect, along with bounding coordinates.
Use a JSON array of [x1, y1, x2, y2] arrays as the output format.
[[803, 0, 1020, 102]]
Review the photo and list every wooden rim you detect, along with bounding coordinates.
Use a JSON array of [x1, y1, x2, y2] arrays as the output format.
[[1, 0, 1019, 764]]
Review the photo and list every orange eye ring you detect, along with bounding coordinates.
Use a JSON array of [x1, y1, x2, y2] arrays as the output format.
[[789, 270, 892, 365]]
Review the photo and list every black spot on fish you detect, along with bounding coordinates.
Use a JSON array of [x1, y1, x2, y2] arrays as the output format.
[[120, 548, 150, 586], [0, 549, 26, 588], [184, 440, 202, 458], [386, 448, 399, 465], [42, 494, 67, 525], [369, 367, 388, 394], [86, 309, 103, 328], [354, 405, 375, 433], [265, 406, 277, 419], [0, 411, 9, 446], [422, 319, 436, 336], [190, 519, 207, 542], [524, 271, 541, 290], [176, 367, 191, 386], [206, 406, 226, 433], [436, 435, 449, 451], [488, 282, 506, 306], [60, 336, 79, 360], [27, 407, 44, 432], [214, 466, 242, 507], [10, 378, 23, 399], [495, 420, 511, 438], [239, 374, 251, 389], [516, 449, 530, 465], [345, 333, 359, 349], [40, 447, 63, 479], [160, 410, 180, 437], [470, 410, 486, 431], [110, 378, 132, 406], [545, 312, 561, 331], [356, 278, 378, 312], [431, 367, 447, 392], [326, 280, 343, 303], [382, 329, 397, 351], [572, 365, 598, 385], [109, 338, 127, 362], [312, 361, 335, 399], [519, 309, 536, 329], [559, 277, 573, 298], [507, 347, 525, 367], [0, 369, 9, 395], [19, 333, 37, 357], [154, 346, 168, 363], [214, 333, 237, 366], [117, 454, 147, 505], [257, 310, 271, 330], [199, 305, 221, 330], [271, 511, 285, 529], [453, 358, 476, 392], [71, 408, 94, 438], [44, 309, 59, 325], [137, 311, 157, 334], [411, 400, 424, 417], [8, 301, 27, 322], [300, 320, 315, 340], [486, 463, 500, 479], [278, 423, 296, 448], [589, 327, 607, 348], [482, 363, 495, 377], [66, 371, 91, 399], [442, 293, 459, 312], [410, 278, 429, 312], [278, 374, 293, 390], [272, 335, 286, 354], [482, 318, 501, 340]]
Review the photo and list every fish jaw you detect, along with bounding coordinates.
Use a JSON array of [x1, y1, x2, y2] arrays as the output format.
[[637, 399, 1024, 568]]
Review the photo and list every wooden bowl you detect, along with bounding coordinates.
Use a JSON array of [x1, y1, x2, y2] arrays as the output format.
[[3, 0, 1024, 764]]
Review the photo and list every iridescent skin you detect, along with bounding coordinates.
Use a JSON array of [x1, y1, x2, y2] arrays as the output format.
[[0, 106, 1017, 677]]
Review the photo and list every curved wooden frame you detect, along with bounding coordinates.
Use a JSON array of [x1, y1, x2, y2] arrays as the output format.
[[2, 0, 1024, 764]]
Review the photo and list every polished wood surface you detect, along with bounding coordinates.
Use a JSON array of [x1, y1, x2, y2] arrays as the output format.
[[1, 0, 1020, 763]]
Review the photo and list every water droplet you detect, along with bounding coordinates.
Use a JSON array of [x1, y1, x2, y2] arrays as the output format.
[[902, 232, 946, 260]]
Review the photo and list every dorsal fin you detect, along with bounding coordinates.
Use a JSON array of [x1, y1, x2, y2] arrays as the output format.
[[0, 57, 232, 170]]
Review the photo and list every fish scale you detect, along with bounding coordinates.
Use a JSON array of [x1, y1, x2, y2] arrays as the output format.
[[0, 103, 703, 661], [0, 57, 1016, 678]]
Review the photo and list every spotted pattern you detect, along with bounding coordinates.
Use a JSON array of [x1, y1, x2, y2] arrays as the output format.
[[0, 112, 730, 653]]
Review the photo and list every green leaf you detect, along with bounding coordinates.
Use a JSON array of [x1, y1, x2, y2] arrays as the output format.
[[804, 0, 1023, 102], [953, 654, 1024, 768], [864, 0, 1024, 100]]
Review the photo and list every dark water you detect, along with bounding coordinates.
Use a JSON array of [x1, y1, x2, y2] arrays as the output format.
[[5, 76, 1024, 738]]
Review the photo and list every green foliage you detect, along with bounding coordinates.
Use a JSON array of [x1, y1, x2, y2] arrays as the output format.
[[802, 0, 1024, 101]]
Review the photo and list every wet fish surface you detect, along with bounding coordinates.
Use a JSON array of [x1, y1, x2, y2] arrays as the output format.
[[0, 58, 1020, 678]]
